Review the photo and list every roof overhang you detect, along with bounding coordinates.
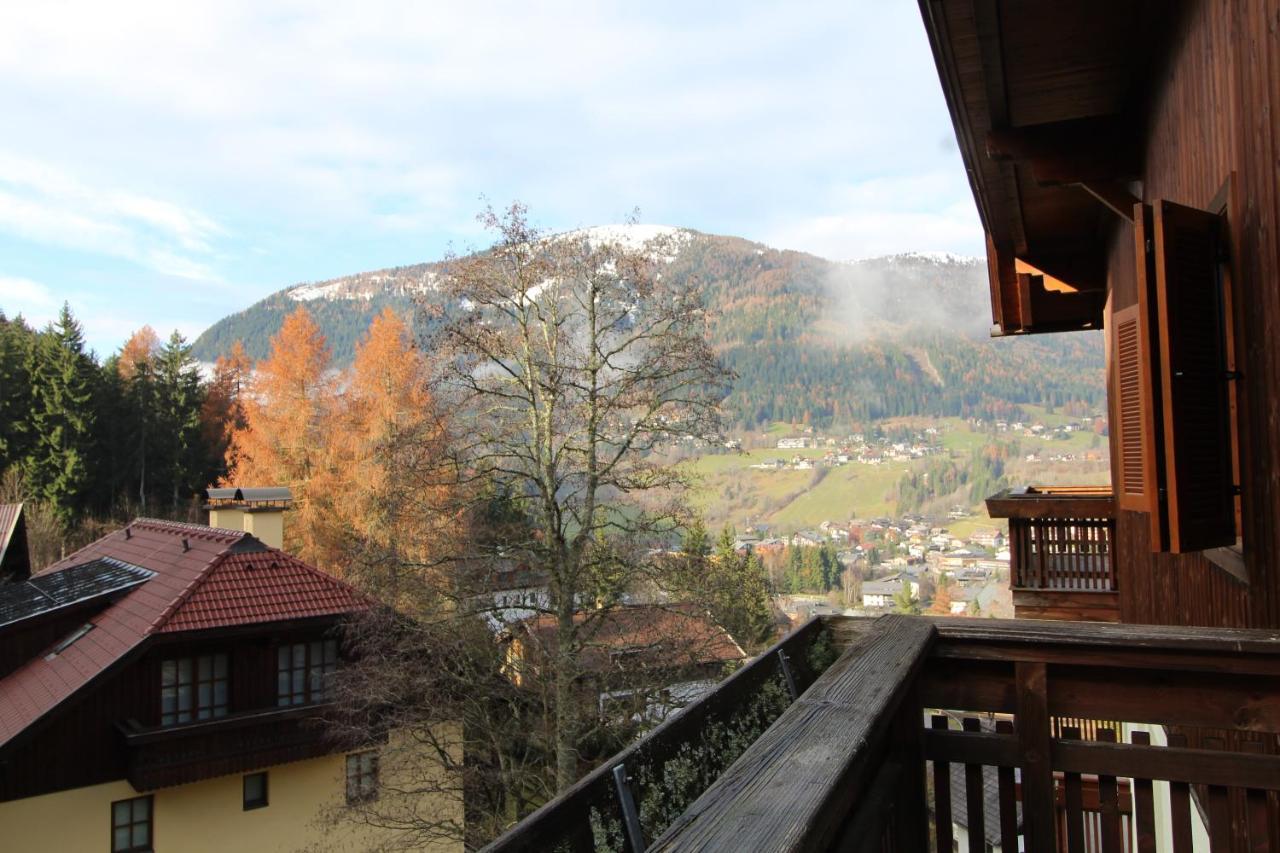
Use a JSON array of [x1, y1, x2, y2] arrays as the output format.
[[918, 0, 1171, 335]]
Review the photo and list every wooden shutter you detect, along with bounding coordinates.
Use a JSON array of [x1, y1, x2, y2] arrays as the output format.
[[1152, 200, 1236, 552], [1111, 204, 1168, 550], [1112, 301, 1166, 553]]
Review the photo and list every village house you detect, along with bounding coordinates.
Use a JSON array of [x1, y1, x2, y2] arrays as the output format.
[[0, 490, 458, 852], [502, 604, 745, 725]]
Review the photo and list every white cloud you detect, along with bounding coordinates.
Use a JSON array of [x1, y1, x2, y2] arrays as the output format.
[[0, 152, 223, 280], [0, 275, 59, 323], [763, 173, 984, 260]]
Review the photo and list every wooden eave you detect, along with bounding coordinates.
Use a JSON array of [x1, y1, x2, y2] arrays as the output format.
[[918, 0, 1161, 335]]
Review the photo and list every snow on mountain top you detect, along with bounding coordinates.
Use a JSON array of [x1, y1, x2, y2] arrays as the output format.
[[288, 270, 440, 303], [290, 281, 348, 302], [558, 224, 694, 262], [564, 224, 690, 249], [847, 250, 982, 265]]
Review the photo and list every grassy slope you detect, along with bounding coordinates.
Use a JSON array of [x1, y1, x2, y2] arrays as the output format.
[[685, 419, 1110, 535]]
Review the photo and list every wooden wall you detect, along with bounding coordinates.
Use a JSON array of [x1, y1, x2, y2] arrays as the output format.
[[1105, 0, 1280, 629], [0, 625, 338, 801]]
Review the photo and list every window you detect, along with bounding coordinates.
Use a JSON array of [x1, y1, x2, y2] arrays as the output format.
[[243, 772, 268, 810], [1123, 199, 1239, 553], [111, 795, 152, 852], [345, 751, 379, 804], [160, 654, 228, 725], [276, 639, 338, 706]]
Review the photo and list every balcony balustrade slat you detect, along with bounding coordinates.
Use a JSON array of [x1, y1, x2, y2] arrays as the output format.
[[1166, 732, 1196, 853], [930, 716, 953, 853], [1062, 726, 1087, 853], [1130, 731, 1158, 853], [962, 717, 986, 853], [994, 720, 1020, 853], [1096, 728, 1124, 853]]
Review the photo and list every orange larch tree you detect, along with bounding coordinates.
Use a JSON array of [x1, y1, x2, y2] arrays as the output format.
[[118, 326, 161, 381], [326, 307, 453, 592], [224, 307, 336, 566], [199, 340, 251, 484]]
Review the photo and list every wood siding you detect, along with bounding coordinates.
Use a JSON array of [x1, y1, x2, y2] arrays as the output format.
[[0, 624, 342, 802], [1106, 0, 1280, 628]]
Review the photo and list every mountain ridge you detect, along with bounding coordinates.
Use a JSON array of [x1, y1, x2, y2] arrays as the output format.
[[190, 228, 1104, 429]]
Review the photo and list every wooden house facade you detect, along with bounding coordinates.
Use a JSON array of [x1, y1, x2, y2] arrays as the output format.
[[918, 0, 1280, 629]]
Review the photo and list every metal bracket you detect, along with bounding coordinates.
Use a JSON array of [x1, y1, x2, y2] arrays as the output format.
[[777, 649, 798, 701], [612, 763, 645, 852]]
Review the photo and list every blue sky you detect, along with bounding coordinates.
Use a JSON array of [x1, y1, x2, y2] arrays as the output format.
[[0, 1, 982, 357]]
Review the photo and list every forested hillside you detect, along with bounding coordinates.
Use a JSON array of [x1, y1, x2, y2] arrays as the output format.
[[192, 229, 1105, 429]]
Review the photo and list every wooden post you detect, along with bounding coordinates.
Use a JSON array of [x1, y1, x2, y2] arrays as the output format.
[[932, 715, 954, 853], [892, 695, 929, 853], [1016, 661, 1056, 852]]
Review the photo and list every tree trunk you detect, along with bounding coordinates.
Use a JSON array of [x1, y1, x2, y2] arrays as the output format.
[[553, 601, 578, 790]]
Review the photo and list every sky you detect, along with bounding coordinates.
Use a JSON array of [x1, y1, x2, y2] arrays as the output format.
[[0, 0, 983, 357]]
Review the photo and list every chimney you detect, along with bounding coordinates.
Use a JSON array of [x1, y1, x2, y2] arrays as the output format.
[[203, 487, 292, 550]]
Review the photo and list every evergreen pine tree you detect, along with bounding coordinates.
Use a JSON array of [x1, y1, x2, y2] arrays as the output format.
[[0, 313, 37, 472], [154, 331, 205, 512], [27, 304, 98, 523]]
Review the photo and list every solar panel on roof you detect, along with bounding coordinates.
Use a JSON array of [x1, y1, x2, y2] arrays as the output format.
[[0, 558, 153, 629]]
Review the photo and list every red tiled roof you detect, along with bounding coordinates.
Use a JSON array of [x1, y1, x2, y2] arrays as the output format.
[[517, 603, 746, 674], [160, 549, 367, 633], [0, 518, 368, 749]]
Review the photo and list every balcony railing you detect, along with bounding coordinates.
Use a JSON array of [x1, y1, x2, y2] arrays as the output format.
[[119, 703, 337, 789], [987, 486, 1118, 621], [488, 615, 1280, 853], [481, 616, 845, 852]]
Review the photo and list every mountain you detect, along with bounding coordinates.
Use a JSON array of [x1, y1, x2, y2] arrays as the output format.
[[191, 227, 1105, 429]]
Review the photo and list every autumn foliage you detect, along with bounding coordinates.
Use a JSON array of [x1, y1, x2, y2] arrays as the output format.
[[223, 306, 451, 584]]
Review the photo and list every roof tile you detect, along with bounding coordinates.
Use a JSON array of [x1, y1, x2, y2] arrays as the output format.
[[0, 517, 368, 749]]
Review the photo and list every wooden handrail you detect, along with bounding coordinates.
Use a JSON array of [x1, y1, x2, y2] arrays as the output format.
[[649, 616, 936, 852], [986, 486, 1115, 519], [483, 615, 1280, 852]]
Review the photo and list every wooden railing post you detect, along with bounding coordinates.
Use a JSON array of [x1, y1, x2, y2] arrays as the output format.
[[891, 693, 929, 853], [1016, 661, 1056, 852]]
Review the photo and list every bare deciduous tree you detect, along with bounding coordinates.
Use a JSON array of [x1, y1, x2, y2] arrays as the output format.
[[434, 204, 732, 789], [322, 204, 734, 850]]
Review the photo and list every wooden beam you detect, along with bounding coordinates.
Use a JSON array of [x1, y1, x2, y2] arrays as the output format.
[[923, 729, 1280, 791], [986, 233, 1020, 331], [1080, 182, 1140, 221], [1053, 739, 1280, 791], [1015, 661, 1056, 853], [986, 116, 1141, 186]]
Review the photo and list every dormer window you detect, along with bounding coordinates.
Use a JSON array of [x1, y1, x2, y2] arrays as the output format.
[[276, 639, 338, 706], [160, 654, 229, 725]]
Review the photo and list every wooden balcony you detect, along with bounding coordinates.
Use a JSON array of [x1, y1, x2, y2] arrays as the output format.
[[484, 615, 1280, 853], [119, 704, 339, 789], [986, 486, 1119, 622]]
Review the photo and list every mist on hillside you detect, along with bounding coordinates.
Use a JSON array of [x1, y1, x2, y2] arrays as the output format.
[[819, 253, 991, 342]]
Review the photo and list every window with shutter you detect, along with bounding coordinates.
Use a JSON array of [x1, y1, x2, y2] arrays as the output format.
[[1151, 200, 1237, 552]]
